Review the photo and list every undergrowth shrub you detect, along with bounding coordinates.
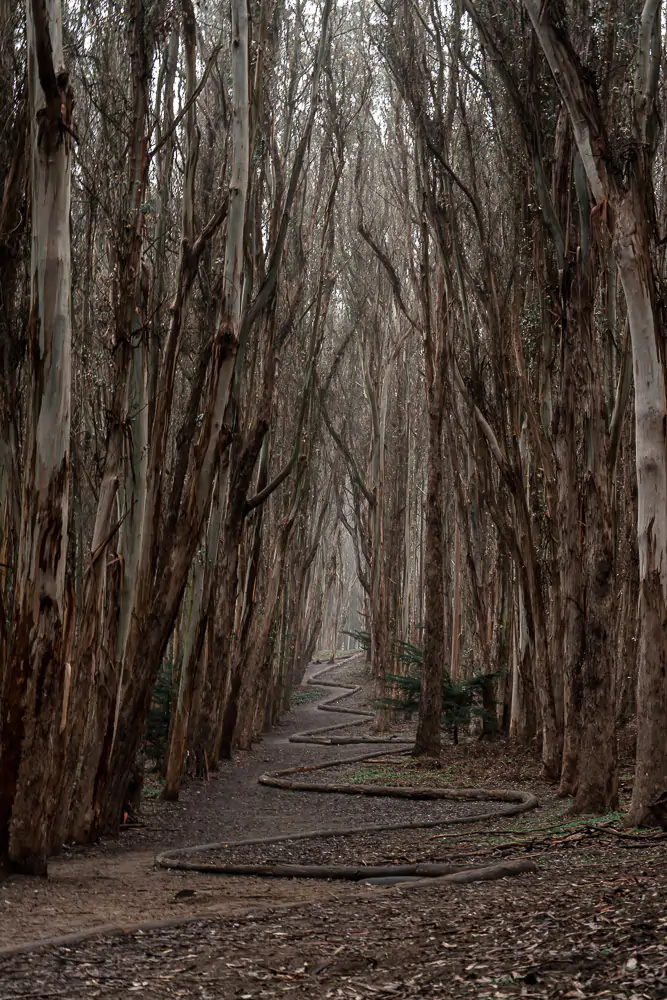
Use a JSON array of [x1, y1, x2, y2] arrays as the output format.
[[344, 630, 503, 742]]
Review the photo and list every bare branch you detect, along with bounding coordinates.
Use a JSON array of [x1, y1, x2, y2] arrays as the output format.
[[148, 39, 224, 161]]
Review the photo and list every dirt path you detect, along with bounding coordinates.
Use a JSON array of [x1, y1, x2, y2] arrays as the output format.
[[0, 655, 539, 950], [0, 657, 379, 946]]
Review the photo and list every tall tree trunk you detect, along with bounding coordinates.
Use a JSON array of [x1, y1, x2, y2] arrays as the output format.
[[0, 51, 26, 669], [414, 222, 445, 756], [163, 465, 227, 800], [450, 510, 461, 682], [163, 564, 205, 797], [510, 574, 537, 743], [520, 524, 561, 778], [618, 229, 667, 825], [557, 281, 618, 813], [522, 0, 666, 825], [0, 0, 73, 873], [62, 0, 152, 844], [415, 402, 445, 756], [207, 514, 242, 762], [556, 309, 587, 798], [572, 468, 617, 813], [235, 517, 296, 749]]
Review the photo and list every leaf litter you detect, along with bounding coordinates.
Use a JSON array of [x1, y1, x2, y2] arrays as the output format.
[[0, 665, 664, 998]]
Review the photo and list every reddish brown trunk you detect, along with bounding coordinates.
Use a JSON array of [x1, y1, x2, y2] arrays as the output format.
[[556, 314, 586, 797], [415, 405, 445, 756], [571, 473, 617, 813], [0, 0, 73, 873], [557, 293, 618, 812], [97, 329, 238, 833]]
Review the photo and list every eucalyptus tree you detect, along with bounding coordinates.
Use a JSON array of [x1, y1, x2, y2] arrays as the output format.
[[519, 0, 667, 825], [0, 0, 73, 873], [194, 0, 338, 766], [322, 258, 410, 724], [374, 0, 533, 760], [0, 0, 343, 866], [0, 0, 26, 661], [373, 0, 642, 813], [457, 0, 626, 811]]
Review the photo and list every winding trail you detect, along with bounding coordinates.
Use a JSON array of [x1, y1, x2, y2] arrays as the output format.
[[0, 655, 539, 956], [156, 658, 539, 885], [2, 660, 662, 999]]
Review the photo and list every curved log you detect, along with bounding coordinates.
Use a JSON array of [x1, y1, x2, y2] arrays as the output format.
[[156, 660, 539, 884]]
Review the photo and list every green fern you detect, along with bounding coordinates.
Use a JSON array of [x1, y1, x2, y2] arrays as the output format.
[[344, 629, 503, 741]]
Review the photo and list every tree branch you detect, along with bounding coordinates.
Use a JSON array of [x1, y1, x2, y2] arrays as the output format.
[[31, 0, 60, 104], [148, 39, 224, 161], [634, 0, 662, 145], [521, 0, 611, 204], [320, 391, 374, 507], [452, 356, 508, 477]]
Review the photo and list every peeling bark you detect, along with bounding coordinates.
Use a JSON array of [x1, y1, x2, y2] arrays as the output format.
[[0, 0, 72, 874], [522, 0, 666, 825]]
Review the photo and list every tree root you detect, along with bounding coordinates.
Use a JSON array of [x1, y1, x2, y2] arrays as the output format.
[[362, 859, 537, 886], [156, 660, 539, 886]]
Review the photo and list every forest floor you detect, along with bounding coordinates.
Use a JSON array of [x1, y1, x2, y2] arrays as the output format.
[[1, 657, 666, 998]]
